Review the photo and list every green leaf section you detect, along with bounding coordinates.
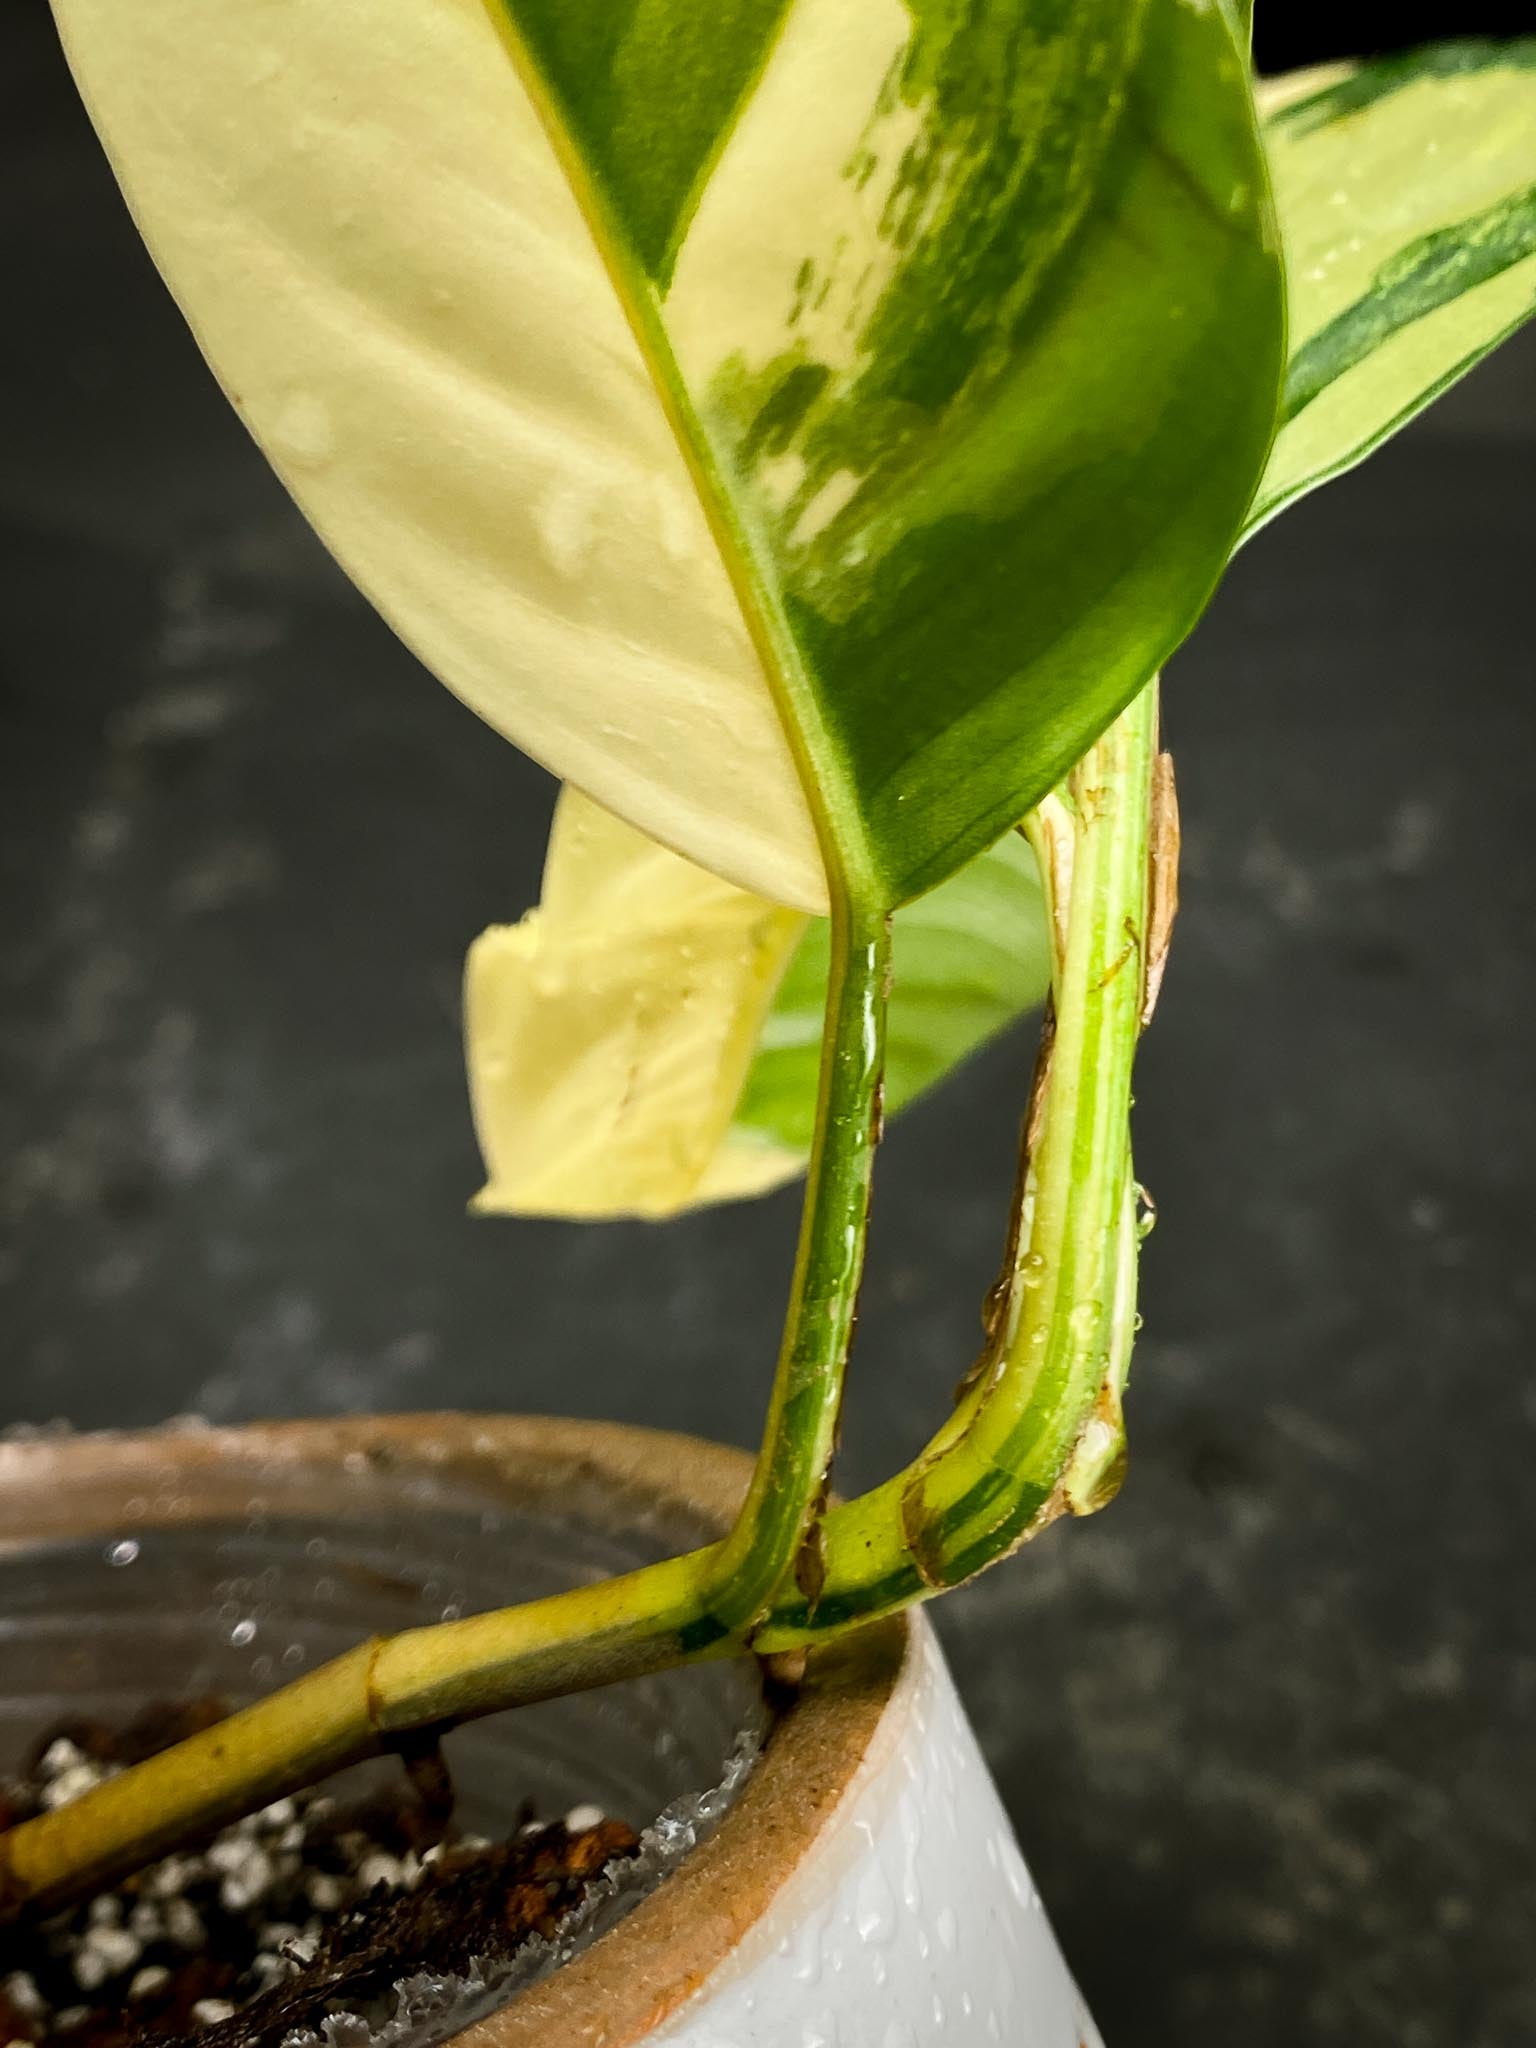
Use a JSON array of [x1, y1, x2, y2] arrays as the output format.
[[505, 0, 794, 286], [732, 831, 1050, 1163], [1248, 38, 1536, 532], [498, 0, 1282, 910]]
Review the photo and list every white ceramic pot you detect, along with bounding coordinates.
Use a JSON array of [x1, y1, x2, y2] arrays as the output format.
[[0, 1416, 1098, 2046], [649, 1615, 1099, 2048]]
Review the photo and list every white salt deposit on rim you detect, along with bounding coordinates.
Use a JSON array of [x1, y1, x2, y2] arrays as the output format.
[[279, 1728, 764, 2048]]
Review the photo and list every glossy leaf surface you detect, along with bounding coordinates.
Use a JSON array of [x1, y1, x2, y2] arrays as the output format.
[[53, 0, 1280, 913], [1250, 40, 1536, 532]]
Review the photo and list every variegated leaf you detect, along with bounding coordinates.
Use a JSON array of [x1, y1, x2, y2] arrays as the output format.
[[1250, 40, 1536, 533], [467, 792, 804, 1219], [466, 792, 1048, 1218], [53, 0, 1280, 915]]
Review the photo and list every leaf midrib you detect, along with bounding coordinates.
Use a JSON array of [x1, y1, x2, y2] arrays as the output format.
[[482, 0, 881, 912]]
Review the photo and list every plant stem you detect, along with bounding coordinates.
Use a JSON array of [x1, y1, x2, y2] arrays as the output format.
[[705, 895, 890, 1634], [752, 679, 1159, 1641], [0, 1550, 732, 1921], [0, 689, 1158, 1922]]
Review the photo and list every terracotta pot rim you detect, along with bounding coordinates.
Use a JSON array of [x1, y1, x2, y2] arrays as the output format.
[[0, 1412, 911, 2046]]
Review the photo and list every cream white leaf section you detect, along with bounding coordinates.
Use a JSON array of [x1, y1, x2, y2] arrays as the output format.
[[466, 793, 1052, 1220], [467, 792, 805, 1220], [666, 0, 921, 400], [51, 0, 824, 909]]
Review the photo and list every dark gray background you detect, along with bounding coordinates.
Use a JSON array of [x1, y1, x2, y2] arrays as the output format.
[[4, 8, 1534, 2045]]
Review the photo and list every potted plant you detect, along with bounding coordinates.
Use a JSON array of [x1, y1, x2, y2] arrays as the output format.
[[3, 2, 1533, 2041]]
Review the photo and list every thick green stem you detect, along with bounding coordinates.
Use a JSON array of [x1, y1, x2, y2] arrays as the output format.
[[0, 690, 1156, 1922], [705, 896, 890, 1634]]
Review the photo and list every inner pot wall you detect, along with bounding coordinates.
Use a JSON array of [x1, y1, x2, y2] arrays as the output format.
[[0, 1415, 766, 1844]]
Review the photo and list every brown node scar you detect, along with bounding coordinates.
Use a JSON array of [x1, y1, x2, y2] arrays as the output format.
[[1142, 751, 1180, 1028], [792, 1501, 829, 1611]]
